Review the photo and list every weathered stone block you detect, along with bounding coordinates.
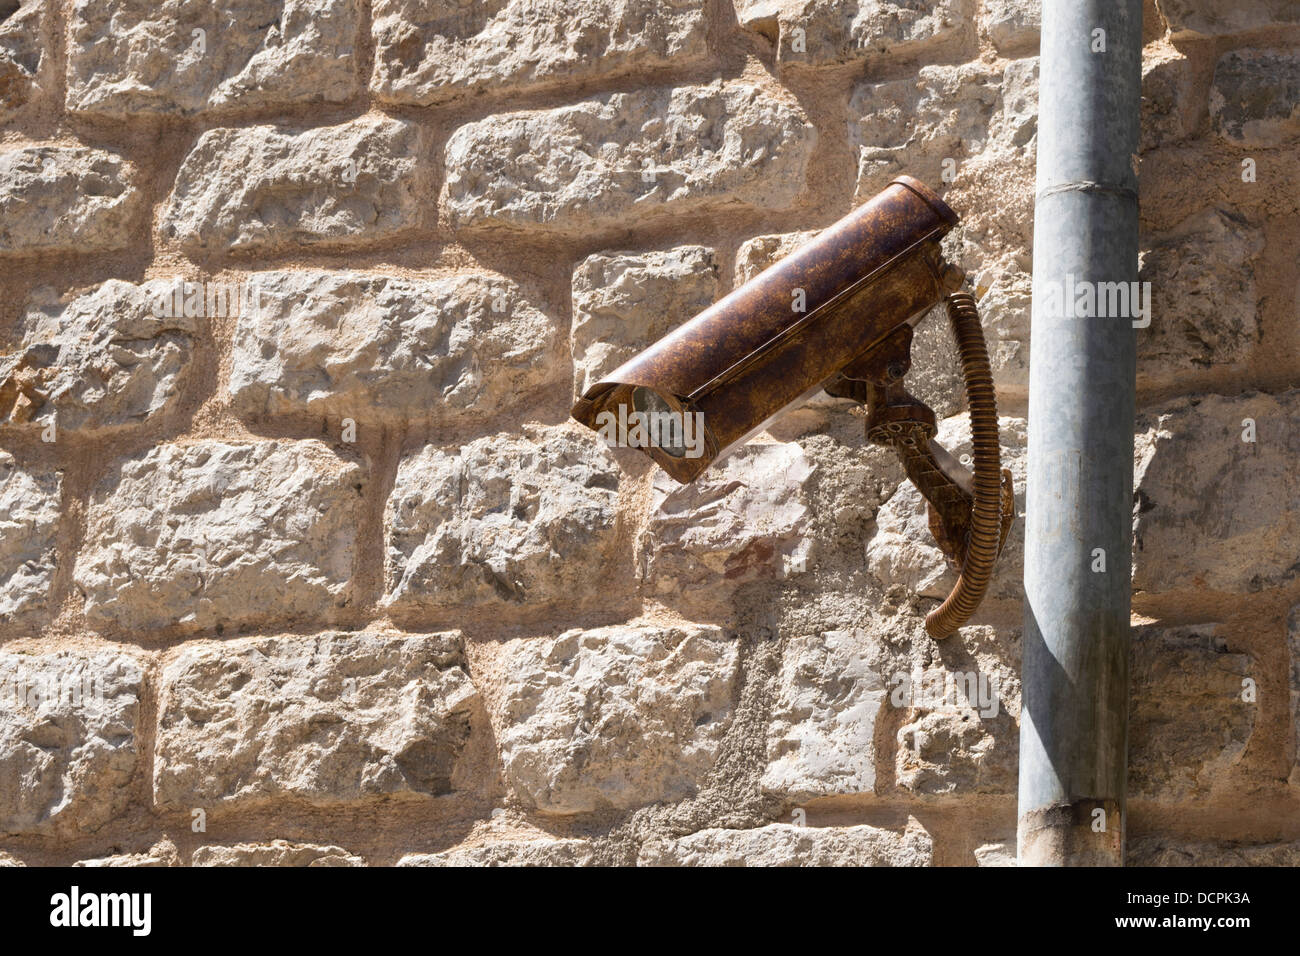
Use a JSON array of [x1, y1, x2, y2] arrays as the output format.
[[896, 709, 1017, 796], [762, 630, 885, 800], [794, 436, 904, 545], [372, 0, 707, 106], [733, 231, 819, 286], [0, 0, 45, 119], [230, 270, 558, 425], [0, 650, 143, 834], [192, 841, 365, 866], [496, 624, 738, 814], [775, 0, 974, 69], [0, 146, 142, 256], [66, 0, 360, 117], [894, 659, 1019, 796], [1141, 50, 1194, 151], [976, 270, 1032, 393], [1138, 208, 1262, 371], [154, 631, 476, 810], [1, 280, 199, 436], [1129, 626, 1254, 801], [638, 818, 933, 866], [1129, 837, 1300, 866], [75, 843, 180, 867], [974, 839, 1016, 866], [1162, 0, 1300, 38], [398, 837, 594, 867], [1211, 50, 1300, 147], [0, 453, 59, 621], [998, 56, 1039, 146], [1133, 391, 1300, 594], [444, 82, 815, 234], [639, 441, 814, 613], [76, 440, 365, 632], [384, 426, 622, 611], [733, 0, 783, 39], [979, 0, 1039, 52], [160, 116, 427, 254], [850, 63, 1001, 201]]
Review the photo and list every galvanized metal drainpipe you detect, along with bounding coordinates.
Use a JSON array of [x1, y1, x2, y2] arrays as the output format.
[[1018, 0, 1142, 866]]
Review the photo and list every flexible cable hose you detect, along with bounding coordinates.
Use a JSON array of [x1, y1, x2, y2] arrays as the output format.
[[925, 291, 1004, 639]]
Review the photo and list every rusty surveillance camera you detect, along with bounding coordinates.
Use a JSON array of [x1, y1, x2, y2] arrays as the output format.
[[571, 176, 1014, 638]]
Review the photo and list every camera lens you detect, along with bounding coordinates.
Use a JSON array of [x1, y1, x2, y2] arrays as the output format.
[[630, 386, 688, 458]]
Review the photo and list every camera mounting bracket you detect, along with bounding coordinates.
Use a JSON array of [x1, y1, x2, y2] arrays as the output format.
[[826, 290, 1015, 638]]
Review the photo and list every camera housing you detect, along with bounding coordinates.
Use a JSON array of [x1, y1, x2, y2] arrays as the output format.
[[570, 176, 1014, 638], [571, 176, 961, 483]]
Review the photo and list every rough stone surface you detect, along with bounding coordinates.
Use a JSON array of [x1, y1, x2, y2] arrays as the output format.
[[75, 842, 180, 867], [888, 624, 1022, 799], [1129, 626, 1255, 802], [733, 0, 783, 37], [0, 146, 142, 256], [639, 441, 814, 614], [161, 117, 427, 254], [229, 270, 558, 425], [66, 0, 360, 117], [496, 624, 739, 814], [1162, 1, 1300, 38], [762, 630, 885, 799], [1, 280, 199, 435], [733, 231, 819, 285], [796, 627, 1021, 806], [1141, 49, 1194, 151], [868, 415, 1027, 605], [896, 702, 1018, 796], [851, 63, 1002, 202], [1138, 208, 1263, 372], [0, 650, 142, 834], [638, 818, 934, 866], [775, 0, 975, 69], [974, 839, 1016, 866], [571, 246, 718, 398], [994, 55, 1040, 156], [1210, 50, 1300, 147], [792, 436, 905, 558], [1129, 837, 1300, 866], [974, 271, 1032, 393], [76, 440, 365, 632], [0, 0, 44, 119], [371, 0, 707, 106], [443, 82, 815, 234], [1133, 391, 1300, 594], [397, 836, 594, 867], [154, 631, 476, 810], [979, 0, 1039, 53], [192, 841, 365, 866], [0, 452, 60, 621], [384, 426, 621, 612], [942, 55, 1037, 398]]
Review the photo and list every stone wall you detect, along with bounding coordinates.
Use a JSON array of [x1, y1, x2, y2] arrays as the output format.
[[0, 0, 1297, 866]]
